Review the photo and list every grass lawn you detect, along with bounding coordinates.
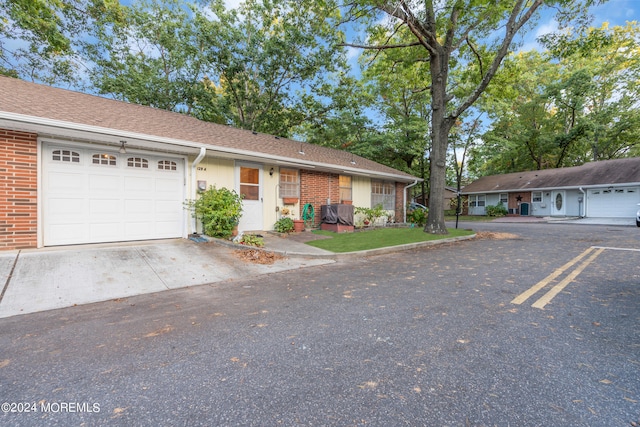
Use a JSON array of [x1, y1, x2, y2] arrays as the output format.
[[306, 227, 475, 253]]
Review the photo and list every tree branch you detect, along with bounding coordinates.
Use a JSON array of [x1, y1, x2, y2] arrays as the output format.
[[466, 36, 484, 78], [451, 0, 544, 119], [340, 41, 422, 50]]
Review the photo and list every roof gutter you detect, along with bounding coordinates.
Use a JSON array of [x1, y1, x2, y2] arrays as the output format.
[[403, 179, 419, 222], [0, 112, 416, 183], [579, 187, 586, 218], [190, 146, 207, 234]]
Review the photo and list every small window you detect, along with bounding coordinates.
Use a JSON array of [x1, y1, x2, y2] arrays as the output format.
[[52, 149, 80, 163], [532, 191, 542, 203], [592, 191, 600, 195], [603, 189, 611, 194], [279, 168, 300, 198], [615, 189, 624, 193], [627, 189, 636, 193], [158, 160, 177, 171], [239, 166, 260, 200], [128, 157, 149, 168], [499, 193, 508, 204], [477, 195, 486, 207], [92, 153, 117, 166], [339, 175, 352, 202]]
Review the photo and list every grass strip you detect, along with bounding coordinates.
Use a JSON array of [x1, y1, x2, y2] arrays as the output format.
[[306, 227, 474, 253]]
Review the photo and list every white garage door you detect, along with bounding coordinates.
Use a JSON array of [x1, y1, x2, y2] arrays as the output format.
[[43, 143, 185, 246], [587, 187, 640, 218]]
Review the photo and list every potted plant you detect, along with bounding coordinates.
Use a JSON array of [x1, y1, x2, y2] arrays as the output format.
[[293, 219, 305, 232]]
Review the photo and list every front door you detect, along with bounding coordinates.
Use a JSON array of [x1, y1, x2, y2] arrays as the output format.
[[236, 163, 263, 232], [551, 190, 566, 216]]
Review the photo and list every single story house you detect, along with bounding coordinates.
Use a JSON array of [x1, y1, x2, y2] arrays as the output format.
[[0, 76, 419, 250], [412, 186, 459, 210], [461, 158, 640, 218]]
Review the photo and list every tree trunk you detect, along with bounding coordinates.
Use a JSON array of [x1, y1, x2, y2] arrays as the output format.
[[424, 49, 452, 235]]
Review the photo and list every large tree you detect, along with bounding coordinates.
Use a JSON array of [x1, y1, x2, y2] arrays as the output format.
[[470, 21, 640, 177], [344, 0, 601, 234], [0, 0, 123, 85], [194, 0, 348, 135]]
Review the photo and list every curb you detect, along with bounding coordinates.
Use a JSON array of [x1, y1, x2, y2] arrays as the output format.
[[208, 233, 477, 261]]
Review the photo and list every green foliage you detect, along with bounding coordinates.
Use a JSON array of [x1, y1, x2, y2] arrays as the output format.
[[355, 204, 386, 226], [185, 186, 242, 239], [407, 206, 428, 226], [0, 0, 124, 84], [485, 203, 508, 217], [274, 217, 294, 233], [239, 234, 264, 247]]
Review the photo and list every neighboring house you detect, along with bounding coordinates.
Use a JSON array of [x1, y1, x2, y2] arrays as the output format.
[[0, 77, 419, 251], [412, 186, 459, 210], [462, 158, 640, 218]]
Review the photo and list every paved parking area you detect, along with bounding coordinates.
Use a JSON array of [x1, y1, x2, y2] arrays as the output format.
[[0, 222, 638, 426]]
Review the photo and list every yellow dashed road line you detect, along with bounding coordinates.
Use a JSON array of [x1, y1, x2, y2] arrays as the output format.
[[531, 248, 604, 309], [511, 247, 595, 305]]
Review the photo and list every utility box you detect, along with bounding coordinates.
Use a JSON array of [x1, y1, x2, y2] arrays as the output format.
[[320, 204, 354, 232]]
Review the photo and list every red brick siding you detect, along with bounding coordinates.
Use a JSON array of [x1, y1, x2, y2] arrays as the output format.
[[508, 192, 531, 214], [300, 170, 340, 226], [0, 130, 38, 250], [395, 182, 405, 222]]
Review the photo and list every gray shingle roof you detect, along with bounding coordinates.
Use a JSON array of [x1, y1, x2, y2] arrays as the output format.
[[462, 157, 640, 194], [0, 76, 418, 182]]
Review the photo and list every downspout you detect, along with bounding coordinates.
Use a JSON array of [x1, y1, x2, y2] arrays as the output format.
[[403, 179, 419, 223], [579, 187, 586, 218], [190, 146, 207, 234]]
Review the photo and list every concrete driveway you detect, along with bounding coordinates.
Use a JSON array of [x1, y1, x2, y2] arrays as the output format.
[[0, 238, 333, 319]]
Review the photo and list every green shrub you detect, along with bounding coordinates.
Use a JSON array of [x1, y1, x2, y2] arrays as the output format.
[[407, 206, 428, 226], [355, 204, 386, 226], [485, 203, 508, 217], [185, 186, 243, 239], [274, 217, 294, 233], [240, 234, 264, 247]]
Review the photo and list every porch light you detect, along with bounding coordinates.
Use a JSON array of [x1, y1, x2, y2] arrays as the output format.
[[119, 141, 127, 154]]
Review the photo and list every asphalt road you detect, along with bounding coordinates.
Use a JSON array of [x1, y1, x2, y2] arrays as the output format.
[[1, 222, 639, 426]]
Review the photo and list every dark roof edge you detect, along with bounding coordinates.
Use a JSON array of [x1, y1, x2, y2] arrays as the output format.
[[0, 111, 420, 183]]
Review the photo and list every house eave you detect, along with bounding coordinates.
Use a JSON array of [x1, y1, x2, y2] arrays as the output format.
[[0, 111, 418, 183], [462, 182, 640, 195]]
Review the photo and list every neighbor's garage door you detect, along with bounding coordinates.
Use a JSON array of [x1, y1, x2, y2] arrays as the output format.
[[43, 143, 185, 246], [587, 187, 640, 218]]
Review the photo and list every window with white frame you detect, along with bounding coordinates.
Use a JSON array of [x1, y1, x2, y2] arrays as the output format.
[[279, 168, 300, 198], [469, 194, 485, 207], [92, 153, 117, 166], [52, 149, 80, 163], [127, 157, 149, 168], [371, 180, 395, 210], [499, 193, 508, 205], [532, 191, 543, 202], [158, 160, 177, 171], [339, 175, 352, 202]]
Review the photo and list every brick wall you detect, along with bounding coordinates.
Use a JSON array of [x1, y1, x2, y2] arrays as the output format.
[[300, 170, 340, 226], [0, 130, 38, 250], [395, 182, 406, 222]]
